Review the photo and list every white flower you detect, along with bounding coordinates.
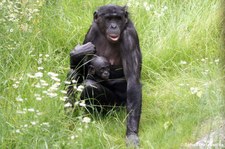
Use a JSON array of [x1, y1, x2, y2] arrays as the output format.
[[82, 117, 91, 123], [71, 135, 75, 140], [127, 2, 131, 7], [77, 85, 84, 92], [79, 102, 86, 107], [41, 122, 50, 127], [16, 110, 26, 114], [72, 80, 77, 84], [64, 102, 72, 108], [38, 67, 44, 70], [31, 121, 37, 125], [64, 81, 71, 85], [34, 83, 41, 88], [38, 58, 42, 64], [34, 72, 43, 78], [51, 77, 60, 82], [164, 121, 172, 130], [143, 2, 148, 7], [190, 87, 198, 94], [47, 72, 59, 77], [48, 83, 60, 92], [179, 83, 185, 87], [34, 94, 40, 97], [47, 92, 58, 98], [40, 80, 49, 87], [36, 97, 42, 101], [16, 96, 23, 102], [60, 96, 68, 101], [60, 90, 67, 94], [54, 82, 61, 87], [70, 135, 78, 140], [145, 6, 150, 11], [15, 129, 21, 133], [36, 112, 43, 116], [45, 54, 50, 58], [33, 9, 39, 13], [63, 96, 68, 100], [27, 73, 35, 78], [9, 28, 14, 32], [20, 23, 28, 32], [162, 5, 168, 11], [149, 4, 154, 9], [180, 60, 187, 65], [42, 90, 48, 94], [74, 101, 79, 105], [215, 59, 219, 63], [28, 108, 35, 112], [196, 91, 203, 98], [42, 82, 49, 87], [201, 58, 206, 62], [135, 2, 139, 6], [12, 84, 19, 88]]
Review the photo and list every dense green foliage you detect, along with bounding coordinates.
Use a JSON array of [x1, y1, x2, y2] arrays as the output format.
[[0, 0, 224, 148]]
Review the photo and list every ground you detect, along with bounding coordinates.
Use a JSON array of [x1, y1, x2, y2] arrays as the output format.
[[185, 119, 225, 148]]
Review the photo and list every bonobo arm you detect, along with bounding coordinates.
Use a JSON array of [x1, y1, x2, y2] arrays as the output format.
[[121, 24, 142, 147], [70, 42, 96, 69]]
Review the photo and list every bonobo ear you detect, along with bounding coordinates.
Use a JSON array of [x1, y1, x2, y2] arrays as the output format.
[[93, 10, 98, 22], [88, 65, 95, 74], [123, 6, 128, 24]]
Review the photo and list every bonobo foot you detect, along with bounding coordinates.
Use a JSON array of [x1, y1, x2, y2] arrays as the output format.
[[126, 133, 139, 148]]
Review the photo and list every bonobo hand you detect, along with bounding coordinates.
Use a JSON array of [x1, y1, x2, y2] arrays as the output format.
[[126, 133, 139, 148], [70, 42, 96, 57], [70, 42, 96, 69]]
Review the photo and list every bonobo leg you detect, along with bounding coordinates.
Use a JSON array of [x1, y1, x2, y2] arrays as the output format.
[[81, 79, 117, 112]]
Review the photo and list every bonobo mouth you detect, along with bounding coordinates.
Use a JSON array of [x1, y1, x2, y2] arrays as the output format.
[[107, 34, 120, 42], [102, 76, 109, 80]]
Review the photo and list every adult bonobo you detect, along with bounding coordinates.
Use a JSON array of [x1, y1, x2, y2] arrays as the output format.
[[68, 4, 142, 147]]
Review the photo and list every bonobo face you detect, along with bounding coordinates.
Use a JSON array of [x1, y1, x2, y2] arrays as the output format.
[[94, 5, 128, 43], [90, 56, 110, 80]]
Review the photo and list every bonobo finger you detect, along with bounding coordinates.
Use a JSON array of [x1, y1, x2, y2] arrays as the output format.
[[74, 44, 81, 49], [126, 134, 139, 148]]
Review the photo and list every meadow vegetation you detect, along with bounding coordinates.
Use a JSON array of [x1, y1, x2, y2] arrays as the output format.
[[0, 0, 224, 148]]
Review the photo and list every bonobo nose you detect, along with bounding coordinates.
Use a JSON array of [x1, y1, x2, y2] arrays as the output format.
[[111, 24, 117, 29], [104, 71, 109, 76]]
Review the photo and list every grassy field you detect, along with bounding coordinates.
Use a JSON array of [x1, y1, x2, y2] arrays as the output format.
[[0, 0, 224, 148]]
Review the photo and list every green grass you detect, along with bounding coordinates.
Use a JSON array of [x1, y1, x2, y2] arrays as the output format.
[[0, 0, 224, 148]]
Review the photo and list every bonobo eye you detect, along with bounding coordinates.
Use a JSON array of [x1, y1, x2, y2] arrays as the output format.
[[106, 67, 110, 72], [100, 68, 105, 73], [115, 16, 122, 20], [105, 16, 112, 21], [100, 67, 109, 73]]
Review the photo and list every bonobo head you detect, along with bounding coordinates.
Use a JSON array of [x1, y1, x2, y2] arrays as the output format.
[[94, 4, 128, 43], [88, 56, 110, 80]]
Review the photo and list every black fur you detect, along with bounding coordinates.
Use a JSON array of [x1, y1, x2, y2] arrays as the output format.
[[68, 4, 142, 147]]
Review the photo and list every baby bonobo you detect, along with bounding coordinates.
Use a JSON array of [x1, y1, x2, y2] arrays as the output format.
[[84, 56, 111, 109], [87, 56, 110, 82]]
